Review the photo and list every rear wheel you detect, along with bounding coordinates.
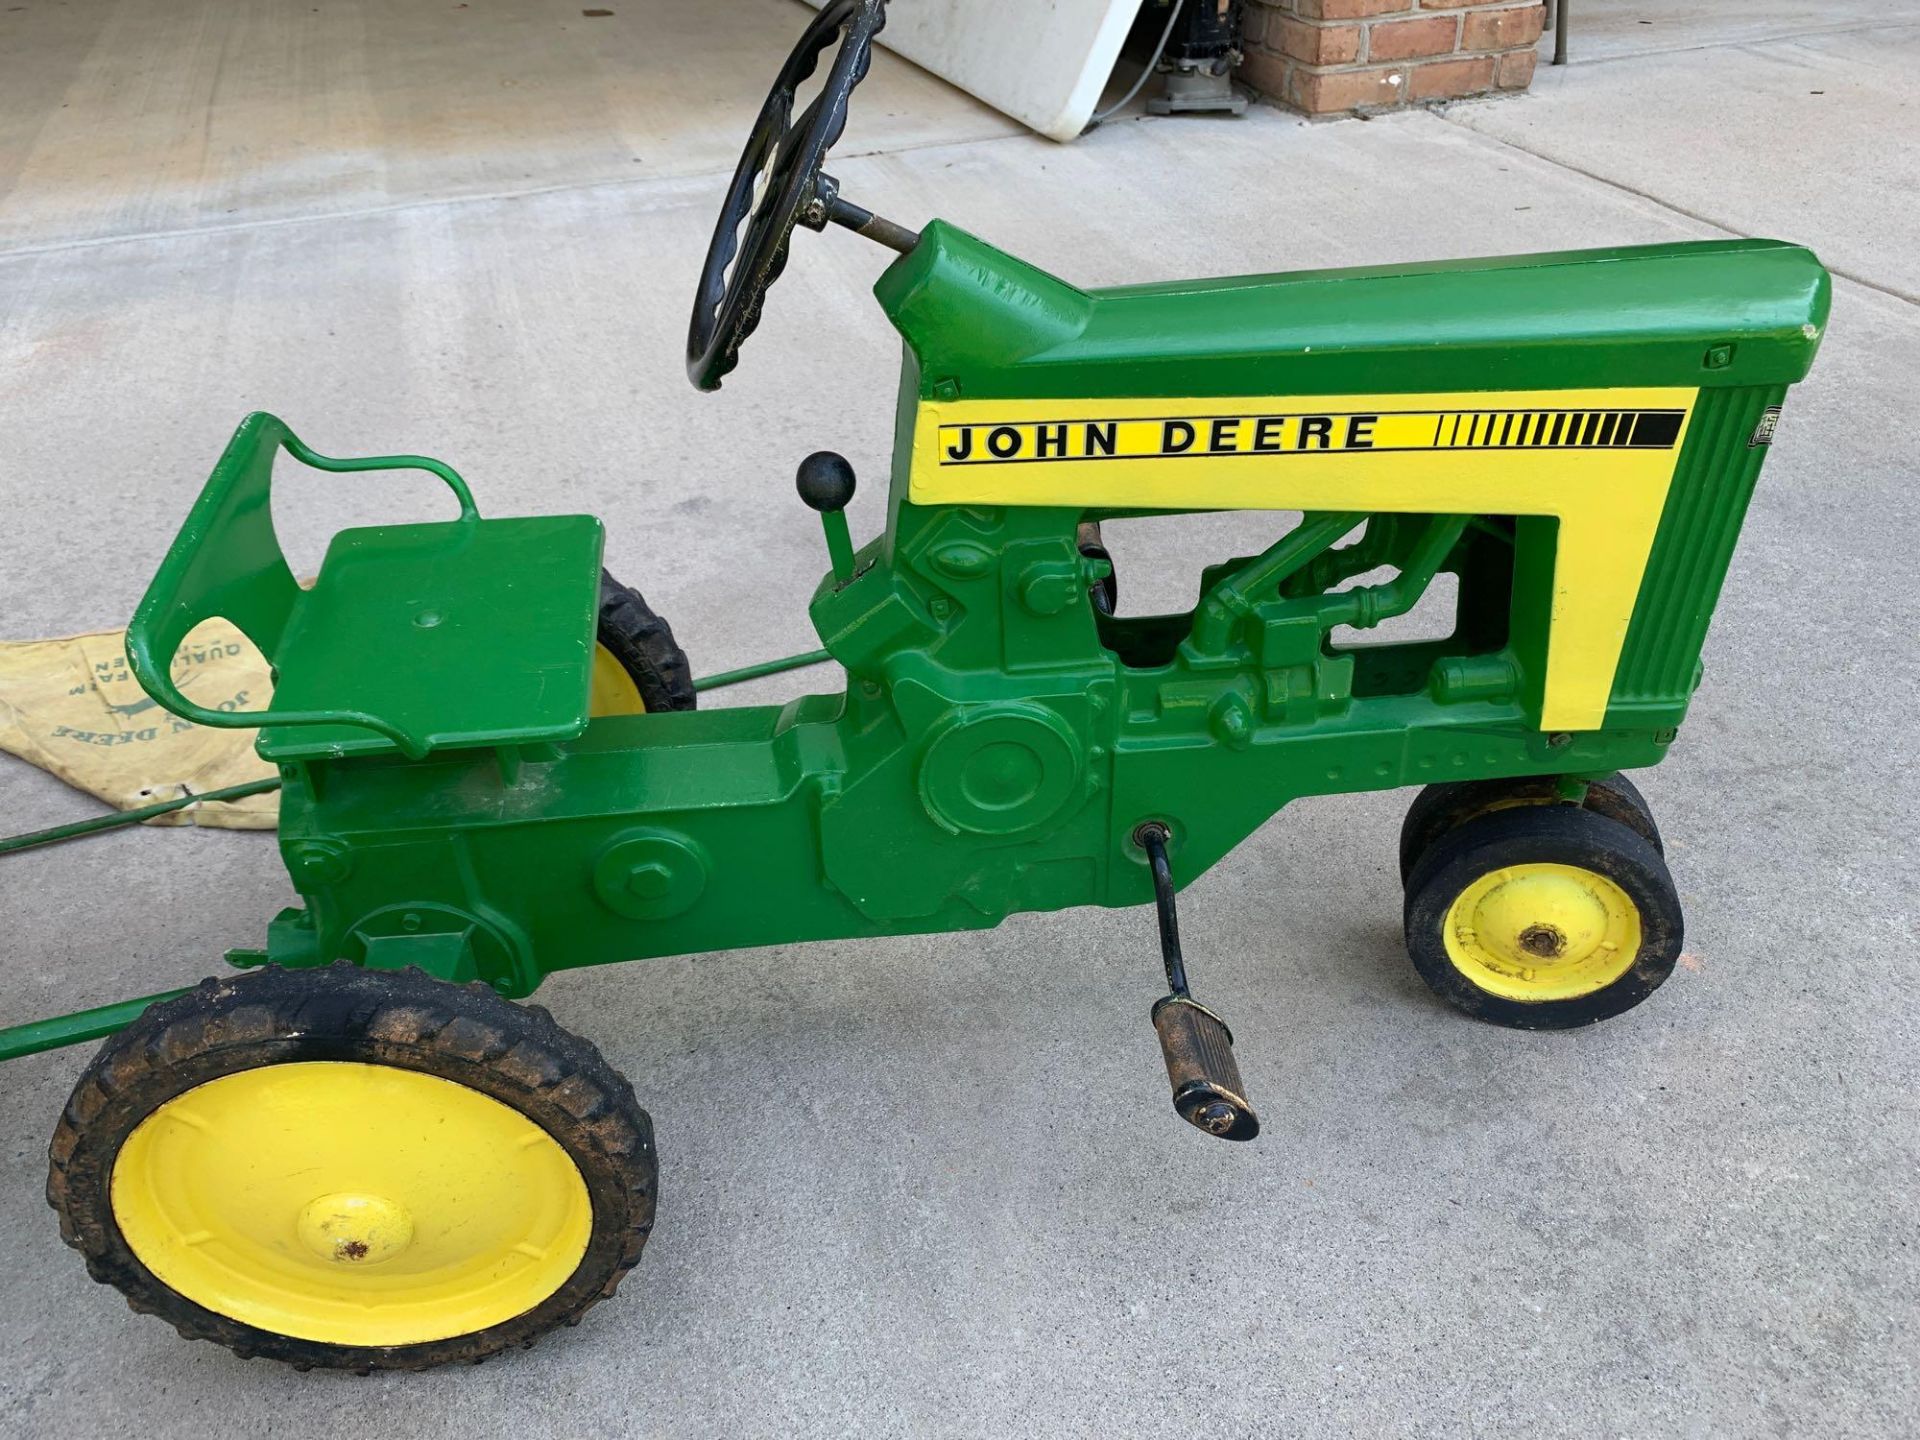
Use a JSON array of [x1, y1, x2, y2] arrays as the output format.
[[1403, 805, 1683, 1030], [591, 570, 697, 717], [1397, 770, 1661, 885], [1077, 520, 1118, 617], [48, 965, 656, 1371]]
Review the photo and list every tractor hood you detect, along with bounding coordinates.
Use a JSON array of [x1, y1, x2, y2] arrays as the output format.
[[874, 220, 1830, 400]]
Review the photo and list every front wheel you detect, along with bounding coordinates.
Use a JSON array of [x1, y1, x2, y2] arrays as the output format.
[[1402, 806, 1683, 1030], [48, 965, 656, 1371], [1397, 770, 1662, 884]]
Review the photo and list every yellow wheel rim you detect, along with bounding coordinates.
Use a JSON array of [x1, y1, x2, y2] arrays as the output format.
[[1442, 862, 1641, 1002], [110, 1062, 592, 1348], [589, 643, 648, 717]]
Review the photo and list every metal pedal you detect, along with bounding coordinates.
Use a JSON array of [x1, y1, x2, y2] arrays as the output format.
[[1136, 822, 1260, 1142]]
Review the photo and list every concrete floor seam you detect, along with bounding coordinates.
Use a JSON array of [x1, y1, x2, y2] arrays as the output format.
[[1553, 19, 1920, 69], [1437, 109, 1920, 308], [0, 123, 1067, 266]]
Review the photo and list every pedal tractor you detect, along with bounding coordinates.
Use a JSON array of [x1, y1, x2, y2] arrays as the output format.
[[13, 0, 1827, 1372]]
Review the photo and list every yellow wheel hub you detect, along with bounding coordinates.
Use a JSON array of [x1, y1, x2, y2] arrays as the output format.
[[295, 1192, 416, 1265], [589, 642, 648, 716], [1443, 862, 1641, 1002], [111, 1061, 592, 1348]]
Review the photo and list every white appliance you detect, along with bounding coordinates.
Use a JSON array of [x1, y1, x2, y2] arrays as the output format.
[[801, 0, 1146, 142]]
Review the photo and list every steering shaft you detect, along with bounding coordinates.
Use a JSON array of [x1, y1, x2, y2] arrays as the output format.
[[803, 175, 920, 255]]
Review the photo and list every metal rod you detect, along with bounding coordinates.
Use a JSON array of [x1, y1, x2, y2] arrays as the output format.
[[0, 777, 283, 859], [694, 647, 834, 693], [821, 510, 857, 582], [1138, 823, 1188, 997], [826, 196, 920, 255], [0, 989, 189, 1063], [1553, 0, 1569, 64], [0, 647, 837, 856]]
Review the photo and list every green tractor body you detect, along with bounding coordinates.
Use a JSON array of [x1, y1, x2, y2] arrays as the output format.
[[107, 226, 1823, 998], [10, 0, 1836, 1368]]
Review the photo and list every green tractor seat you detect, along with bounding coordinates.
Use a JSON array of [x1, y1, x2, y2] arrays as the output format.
[[127, 413, 605, 763]]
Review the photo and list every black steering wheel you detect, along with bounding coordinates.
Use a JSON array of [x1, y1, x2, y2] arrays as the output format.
[[687, 0, 889, 391]]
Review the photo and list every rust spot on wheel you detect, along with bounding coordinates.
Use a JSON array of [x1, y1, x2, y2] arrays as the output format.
[[1518, 923, 1566, 959]]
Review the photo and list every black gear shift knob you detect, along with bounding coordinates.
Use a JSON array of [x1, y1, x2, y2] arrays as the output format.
[[796, 451, 857, 513]]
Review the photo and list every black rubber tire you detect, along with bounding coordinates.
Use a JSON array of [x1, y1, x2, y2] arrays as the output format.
[[47, 964, 656, 1373], [598, 570, 697, 712], [1397, 770, 1661, 885], [1076, 521, 1118, 617], [1403, 806, 1683, 1030]]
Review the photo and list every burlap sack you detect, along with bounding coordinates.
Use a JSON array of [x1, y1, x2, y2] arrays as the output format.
[[0, 622, 278, 829]]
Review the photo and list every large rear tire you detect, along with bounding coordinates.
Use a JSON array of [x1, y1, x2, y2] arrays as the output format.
[[591, 570, 697, 716], [48, 964, 656, 1372]]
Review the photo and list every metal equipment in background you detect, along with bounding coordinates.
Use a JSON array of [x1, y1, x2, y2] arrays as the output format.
[[1149, 0, 1248, 116], [1546, 0, 1570, 65], [1089, 0, 1247, 127]]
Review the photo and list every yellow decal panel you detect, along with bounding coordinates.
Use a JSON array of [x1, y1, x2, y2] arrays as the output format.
[[908, 388, 1699, 731]]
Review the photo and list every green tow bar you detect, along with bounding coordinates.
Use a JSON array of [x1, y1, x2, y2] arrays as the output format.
[[0, 777, 284, 859], [0, 992, 195, 1063], [0, 649, 833, 1063]]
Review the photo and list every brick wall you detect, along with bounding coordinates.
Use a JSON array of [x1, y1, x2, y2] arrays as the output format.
[[1238, 1, 1545, 116]]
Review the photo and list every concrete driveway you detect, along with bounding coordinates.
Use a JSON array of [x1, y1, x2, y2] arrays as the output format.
[[2, 2, 1915, 1435]]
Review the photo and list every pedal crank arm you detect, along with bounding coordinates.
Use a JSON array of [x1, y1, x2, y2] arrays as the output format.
[[1135, 822, 1261, 1142]]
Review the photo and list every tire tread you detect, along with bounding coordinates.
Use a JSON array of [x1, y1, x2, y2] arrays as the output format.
[[47, 964, 655, 1372]]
